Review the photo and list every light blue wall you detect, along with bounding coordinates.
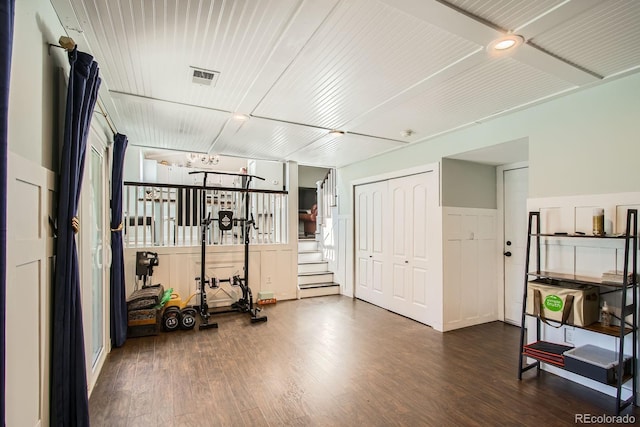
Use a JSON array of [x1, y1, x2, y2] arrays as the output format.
[[338, 72, 640, 213]]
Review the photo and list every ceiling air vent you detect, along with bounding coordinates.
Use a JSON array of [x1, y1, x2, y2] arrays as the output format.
[[190, 66, 220, 86]]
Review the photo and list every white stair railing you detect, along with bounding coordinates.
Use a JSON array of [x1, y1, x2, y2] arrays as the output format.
[[123, 181, 289, 248], [316, 168, 337, 230]]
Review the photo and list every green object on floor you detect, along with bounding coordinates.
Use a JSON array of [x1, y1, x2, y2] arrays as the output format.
[[156, 288, 173, 308]]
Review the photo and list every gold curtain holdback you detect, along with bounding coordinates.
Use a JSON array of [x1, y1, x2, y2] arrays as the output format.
[[71, 216, 80, 234]]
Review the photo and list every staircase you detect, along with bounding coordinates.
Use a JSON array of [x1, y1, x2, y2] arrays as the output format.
[[298, 238, 340, 298]]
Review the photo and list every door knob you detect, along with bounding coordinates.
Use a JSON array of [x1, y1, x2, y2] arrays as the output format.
[[504, 251, 512, 257]]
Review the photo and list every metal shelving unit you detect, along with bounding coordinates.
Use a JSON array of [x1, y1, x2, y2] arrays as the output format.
[[518, 209, 638, 415]]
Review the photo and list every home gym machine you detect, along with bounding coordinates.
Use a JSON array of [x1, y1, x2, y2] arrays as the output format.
[[188, 170, 268, 329]]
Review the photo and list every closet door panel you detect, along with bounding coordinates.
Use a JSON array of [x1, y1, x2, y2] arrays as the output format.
[[355, 170, 437, 325], [391, 182, 410, 309], [388, 173, 435, 323], [355, 187, 372, 302], [355, 181, 389, 308]]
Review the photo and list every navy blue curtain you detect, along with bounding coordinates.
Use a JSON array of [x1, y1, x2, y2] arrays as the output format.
[[110, 133, 128, 347], [51, 48, 101, 427], [1, 1, 15, 425]]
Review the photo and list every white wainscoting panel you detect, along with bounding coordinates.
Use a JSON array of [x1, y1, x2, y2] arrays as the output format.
[[7, 153, 55, 427], [124, 244, 296, 307], [442, 207, 498, 331]]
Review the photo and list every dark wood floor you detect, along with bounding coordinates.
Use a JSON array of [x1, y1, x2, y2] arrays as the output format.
[[90, 296, 639, 426]]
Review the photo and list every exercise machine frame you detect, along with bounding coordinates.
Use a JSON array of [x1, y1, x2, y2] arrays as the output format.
[[135, 251, 159, 289], [188, 170, 268, 329]]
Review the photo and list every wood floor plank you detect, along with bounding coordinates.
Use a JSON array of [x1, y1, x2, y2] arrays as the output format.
[[91, 296, 640, 426], [238, 406, 269, 426]]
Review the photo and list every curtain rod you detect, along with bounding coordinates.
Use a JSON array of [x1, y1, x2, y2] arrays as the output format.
[[95, 101, 118, 137], [49, 36, 118, 136], [48, 36, 77, 54], [50, 36, 120, 138]]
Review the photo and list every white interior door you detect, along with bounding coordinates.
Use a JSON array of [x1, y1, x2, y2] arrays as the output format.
[[354, 180, 388, 307], [388, 173, 436, 324], [503, 167, 528, 325]]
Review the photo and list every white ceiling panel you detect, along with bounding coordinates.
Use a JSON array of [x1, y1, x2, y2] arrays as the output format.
[[531, 1, 640, 77], [50, 0, 640, 168], [254, 0, 480, 130], [213, 118, 328, 161], [443, 0, 564, 32], [287, 133, 406, 168], [68, 0, 301, 110], [353, 56, 575, 141], [109, 93, 229, 152]]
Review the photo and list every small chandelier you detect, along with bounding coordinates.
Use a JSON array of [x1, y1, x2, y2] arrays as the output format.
[[186, 152, 220, 165]]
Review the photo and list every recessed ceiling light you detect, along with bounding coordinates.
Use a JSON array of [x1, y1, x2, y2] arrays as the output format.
[[232, 113, 250, 121], [329, 130, 345, 137], [487, 35, 524, 53], [494, 39, 516, 50]]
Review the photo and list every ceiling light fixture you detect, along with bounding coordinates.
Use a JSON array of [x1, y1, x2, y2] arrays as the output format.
[[487, 34, 524, 53], [494, 39, 516, 50], [185, 152, 220, 166], [329, 130, 345, 137], [201, 154, 220, 165], [232, 113, 250, 121]]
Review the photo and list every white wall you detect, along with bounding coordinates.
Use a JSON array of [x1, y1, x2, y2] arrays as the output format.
[[124, 244, 297, 307], [123, 146, 143, 182], [7, 2, 68, 425], [9, 0, 68, 168], [248, 159, 284, 191], [7, 0, 114, 422]]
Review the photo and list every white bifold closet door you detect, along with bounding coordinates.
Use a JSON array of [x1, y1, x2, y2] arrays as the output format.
[[355, 180, 389, 308], [355, 171, 437, 325]]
